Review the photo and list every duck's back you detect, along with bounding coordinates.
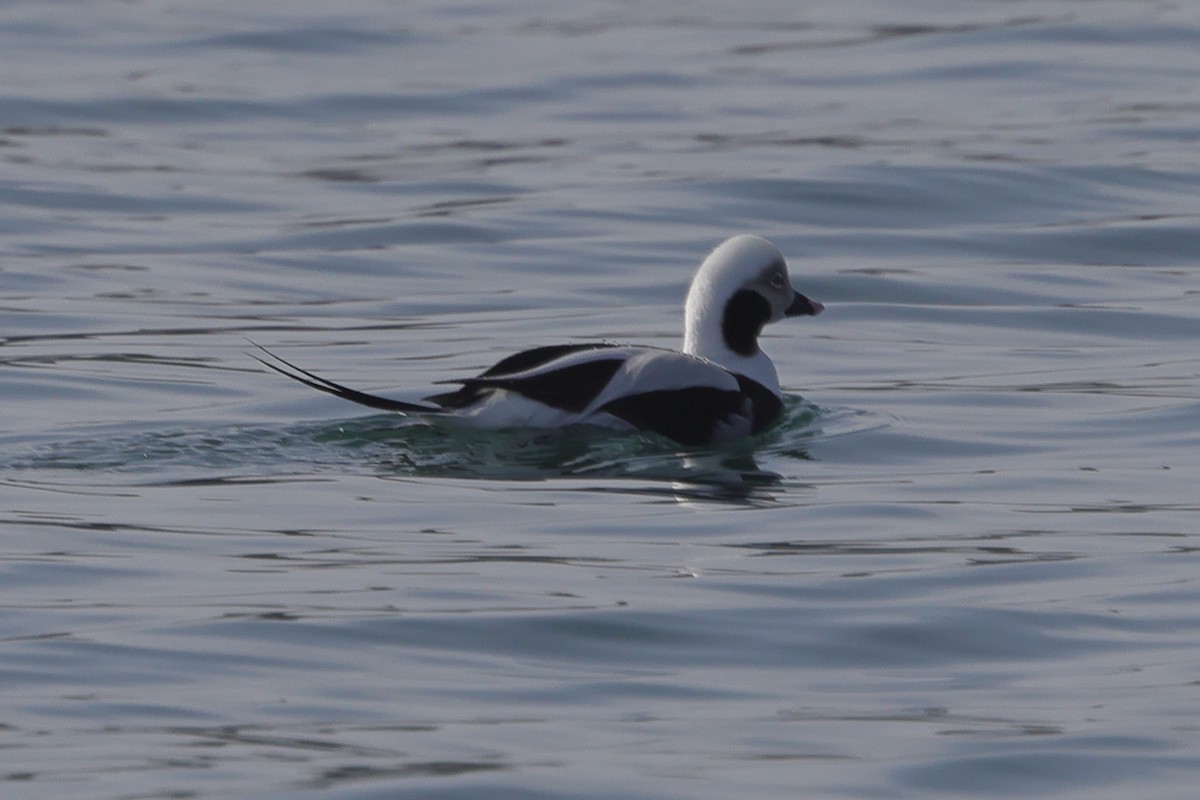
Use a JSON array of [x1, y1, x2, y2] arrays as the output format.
[[427, 344, 782, 445]]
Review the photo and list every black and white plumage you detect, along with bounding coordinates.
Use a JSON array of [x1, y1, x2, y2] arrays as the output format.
[[252, 234, 823, 447]]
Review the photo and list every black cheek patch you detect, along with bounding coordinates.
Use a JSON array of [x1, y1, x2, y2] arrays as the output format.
[[722, 289, 772, 357], [600, 387, 748, 446]]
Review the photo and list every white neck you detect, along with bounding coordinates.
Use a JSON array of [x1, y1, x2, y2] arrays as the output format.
[[683, 296, 781, 394], [681, 234, 790, 395]]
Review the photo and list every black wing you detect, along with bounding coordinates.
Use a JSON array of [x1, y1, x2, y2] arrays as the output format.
[[425, 343, 630, 412], [249, 342, 440, 414], [599, 387, 749, 446], [478, 343, 624, 377], [435, 357, 626, 413], [597, 376, 784, 446]]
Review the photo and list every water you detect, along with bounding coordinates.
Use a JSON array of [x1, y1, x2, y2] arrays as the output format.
[[3, 1, 1200, 797]]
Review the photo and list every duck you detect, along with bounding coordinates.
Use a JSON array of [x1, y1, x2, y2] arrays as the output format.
[[251, 234, 823, 447]]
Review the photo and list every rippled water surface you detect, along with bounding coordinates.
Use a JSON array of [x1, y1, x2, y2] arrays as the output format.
[[4, 1, 1200, 798]]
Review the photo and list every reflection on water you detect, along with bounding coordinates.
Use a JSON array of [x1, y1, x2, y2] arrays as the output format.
[[5, 397, 832, 494]]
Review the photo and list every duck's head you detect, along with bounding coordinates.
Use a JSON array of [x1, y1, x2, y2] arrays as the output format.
[[683, 235, 823, 389]]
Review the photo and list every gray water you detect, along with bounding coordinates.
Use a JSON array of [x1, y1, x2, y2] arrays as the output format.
[[4, 1, 1200, 798]]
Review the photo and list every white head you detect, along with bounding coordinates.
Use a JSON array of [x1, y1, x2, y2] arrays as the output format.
[[683, 235, 823, 393]]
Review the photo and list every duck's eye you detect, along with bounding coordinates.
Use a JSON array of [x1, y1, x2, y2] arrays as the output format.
[[769, 272, 785, 289]]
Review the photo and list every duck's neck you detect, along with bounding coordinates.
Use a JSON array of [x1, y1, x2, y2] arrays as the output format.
[[683, 303, 781, 395]]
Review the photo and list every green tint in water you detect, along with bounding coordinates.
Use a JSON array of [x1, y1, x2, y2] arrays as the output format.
[[7, 397, 829, 488]]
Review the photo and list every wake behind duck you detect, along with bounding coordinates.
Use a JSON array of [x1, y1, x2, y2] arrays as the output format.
[[252, 235, 823, 447]]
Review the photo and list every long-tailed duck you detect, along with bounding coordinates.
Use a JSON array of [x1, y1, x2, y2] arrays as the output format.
[[252, 234, 823, 446]]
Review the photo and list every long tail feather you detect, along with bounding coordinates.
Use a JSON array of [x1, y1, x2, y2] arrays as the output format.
[[247, 342, 440, 414]]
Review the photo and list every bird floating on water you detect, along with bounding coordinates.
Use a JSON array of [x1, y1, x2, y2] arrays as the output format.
[[252, 234, 823, 447]]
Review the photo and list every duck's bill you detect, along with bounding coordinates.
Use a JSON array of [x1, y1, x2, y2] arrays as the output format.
[[785, 291, 824, 317]]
